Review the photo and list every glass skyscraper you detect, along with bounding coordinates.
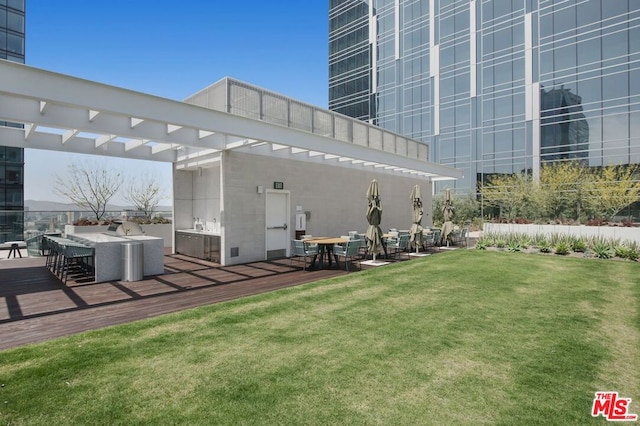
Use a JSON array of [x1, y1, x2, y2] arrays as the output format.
[[0, 0, 25, 243], [329, 0, 640, 194]]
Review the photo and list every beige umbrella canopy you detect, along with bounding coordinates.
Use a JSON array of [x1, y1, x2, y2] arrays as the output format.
[[441, 189, 455, 245], [365, 179, 384, 259], [409, 185, 423, 252]]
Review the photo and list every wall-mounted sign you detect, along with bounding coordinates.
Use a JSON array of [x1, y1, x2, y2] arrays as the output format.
[[273, 182, 284, 190]]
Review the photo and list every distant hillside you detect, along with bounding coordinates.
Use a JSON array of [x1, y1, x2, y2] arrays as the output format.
[[25, 200, 172, 212]]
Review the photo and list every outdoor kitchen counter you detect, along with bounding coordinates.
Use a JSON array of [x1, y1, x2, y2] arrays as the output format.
[[67, 232, 164, 282], [175, 230, 221, 261]]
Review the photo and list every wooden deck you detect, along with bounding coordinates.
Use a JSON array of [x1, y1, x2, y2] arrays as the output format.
[[0, 252, 351, 351]]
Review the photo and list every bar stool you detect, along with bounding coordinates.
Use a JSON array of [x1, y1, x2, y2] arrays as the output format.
[[7, 243, 22, 258]]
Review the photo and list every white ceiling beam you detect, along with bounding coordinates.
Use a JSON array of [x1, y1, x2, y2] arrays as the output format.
[[198, 129, 214, 139], [125, 138, 147, 151], [152, 143, 181, 154], [0, 125, 176, 162], [167, 124, 182, 134], [39, 101, 48, 114], [62, 129, 79, 144], [130, 117, 144, 128], [24, 123, 36, 139], [89, 110, 100, 121], [95, 134, 116, 147]]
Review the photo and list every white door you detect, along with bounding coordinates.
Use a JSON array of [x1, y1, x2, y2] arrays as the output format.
[[265, 190, 290, 259]]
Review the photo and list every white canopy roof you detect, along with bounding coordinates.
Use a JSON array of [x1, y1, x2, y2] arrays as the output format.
[[0, 60, 462, 181]]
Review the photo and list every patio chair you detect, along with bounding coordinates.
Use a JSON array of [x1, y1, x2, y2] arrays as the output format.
[[59, 243, 95, 285], [386, 233, 411, 259], [290, 239, 318, 271], [332, 240, 361, 271]]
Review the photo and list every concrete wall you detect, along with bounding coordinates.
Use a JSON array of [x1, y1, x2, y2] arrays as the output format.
[[174, 163, 221, 233], [64, 224, 173, 248], [221, 151, 434, 265], [484, 223, 640, 244]]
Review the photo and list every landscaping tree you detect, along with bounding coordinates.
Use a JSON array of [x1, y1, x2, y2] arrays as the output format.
[[54, 161, 123, 221], [538, 161, 588, 221], [585, 164, 640, 221], [124, 173, 167, 218], [480, 172, 534, 220]]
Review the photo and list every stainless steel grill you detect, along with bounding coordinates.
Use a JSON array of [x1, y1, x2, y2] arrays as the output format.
[[106, 220, 145, 236]]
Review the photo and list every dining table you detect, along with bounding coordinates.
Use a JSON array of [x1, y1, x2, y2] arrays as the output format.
[[304, 237, 349, 269]]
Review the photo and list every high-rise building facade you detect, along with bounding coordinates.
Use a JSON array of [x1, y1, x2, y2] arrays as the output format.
[[0, 0, 25, 243], [329, 0, 640, 194]]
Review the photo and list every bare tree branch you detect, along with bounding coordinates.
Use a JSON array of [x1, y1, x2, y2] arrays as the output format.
[[124, 172, 167, 218], [54, 161, 123, 221]]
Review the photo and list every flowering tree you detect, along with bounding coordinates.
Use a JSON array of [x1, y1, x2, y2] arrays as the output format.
[[585, 164, 640, 221]]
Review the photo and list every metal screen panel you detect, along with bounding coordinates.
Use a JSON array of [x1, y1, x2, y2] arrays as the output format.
[[229, 82, 260, 120], [334, 116, 351, 142], [353, 122, 368, 146], [407, 140, 418, 159], [262, 93, 288, 127], [290, 101, 313, 132], [396, 137, 407, 156], [313, 109, 333, 137], [369, 128, 382, 150]]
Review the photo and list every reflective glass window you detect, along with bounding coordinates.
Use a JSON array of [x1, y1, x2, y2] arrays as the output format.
[[603, 72, 628, 100], [577, 77, 602, 104], [554, 44, 576, 71], [553, 6, 577, 34], [7, 0, 24, 11], [577, 37, 601, 66], [631, 70, 640, 95], [6, 33, 22, 55], [577, 0, 601, 27], [602, 30, 628, 60], [6, 10, 23, 32], [602, 0, 627, 20]]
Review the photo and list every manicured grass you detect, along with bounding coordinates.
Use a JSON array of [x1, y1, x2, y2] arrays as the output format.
[[1, 250, 639, 425]]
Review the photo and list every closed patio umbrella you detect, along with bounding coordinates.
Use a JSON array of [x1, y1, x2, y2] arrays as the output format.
[[365, 179, 384, 261], [409, 185, 423, 253], [441, 189, 455, 246]]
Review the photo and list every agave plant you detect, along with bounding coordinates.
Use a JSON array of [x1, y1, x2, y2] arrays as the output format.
[[538, 240, 552, 253], [592, 242, 614, 259], [614, 246, 630, 259], [507, 241, 521, 253], [571, 238, 587, 253], [475, 239, 487, 250], [554, 242, 570, 255]]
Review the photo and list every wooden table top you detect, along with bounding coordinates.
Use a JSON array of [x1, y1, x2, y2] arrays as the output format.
[[305, 237, 349, 245]]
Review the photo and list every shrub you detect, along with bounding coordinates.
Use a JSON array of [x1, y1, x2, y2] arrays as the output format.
[[554, 242, 570, 255], [507, 241, 521, 252], [496, 239, 506, 249], [586, 218, 606, 226], [538, 240, 552, 253], [475, 239, 487, 250], [627, 248, 639, 261], [614, 246, 630, 259], [592, 242, 614, 259], [570, 238, 587, 253]]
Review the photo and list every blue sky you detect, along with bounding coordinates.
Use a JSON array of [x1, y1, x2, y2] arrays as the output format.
[[24, 0, 329, 204]]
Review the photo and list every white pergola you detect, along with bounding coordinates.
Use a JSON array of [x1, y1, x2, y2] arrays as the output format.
[[0, 60, 462, 181]]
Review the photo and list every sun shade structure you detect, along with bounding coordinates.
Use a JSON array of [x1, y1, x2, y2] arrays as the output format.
[[0, 60, 462, 181], [365, 179, 384, 260], [410, 185, 423, 252]]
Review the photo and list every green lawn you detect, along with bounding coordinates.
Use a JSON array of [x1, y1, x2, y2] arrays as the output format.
[[1, 250, 639, 425]]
